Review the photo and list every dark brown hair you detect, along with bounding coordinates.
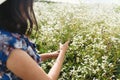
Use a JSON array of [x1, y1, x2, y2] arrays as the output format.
[[0, 0, 38, 35]]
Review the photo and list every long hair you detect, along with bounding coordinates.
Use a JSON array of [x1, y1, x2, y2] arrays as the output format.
[[0, 0, 38, 35]]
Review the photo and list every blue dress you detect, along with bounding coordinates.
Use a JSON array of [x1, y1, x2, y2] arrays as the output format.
[[0, 29, 41, 80]]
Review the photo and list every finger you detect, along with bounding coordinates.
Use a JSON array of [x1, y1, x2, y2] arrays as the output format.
[[65, 40, 70, 45]]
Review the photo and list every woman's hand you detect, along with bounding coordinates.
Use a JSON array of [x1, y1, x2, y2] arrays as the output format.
[[40, 51, 59, 61], [40, 41, 69, 62], [59, 41, 69, 54]]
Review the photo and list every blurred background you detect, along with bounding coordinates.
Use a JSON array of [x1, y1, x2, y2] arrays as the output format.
[[32, 0, 120, 80]]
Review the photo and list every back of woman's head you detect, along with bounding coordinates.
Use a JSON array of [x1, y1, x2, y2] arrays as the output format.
[[0, 0, 37, 34]]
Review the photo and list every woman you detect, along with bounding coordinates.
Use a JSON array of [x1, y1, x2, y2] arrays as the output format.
[[0, 0, 69, 80]]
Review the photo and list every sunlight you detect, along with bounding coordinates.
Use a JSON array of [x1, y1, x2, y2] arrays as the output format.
[[0, 0, 6, 4]]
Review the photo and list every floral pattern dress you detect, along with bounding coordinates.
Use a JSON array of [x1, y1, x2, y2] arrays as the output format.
[[0, 29, 41, 80]]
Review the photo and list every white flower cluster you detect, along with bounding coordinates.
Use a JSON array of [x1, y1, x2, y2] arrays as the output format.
[[33, 2, 120, 80]]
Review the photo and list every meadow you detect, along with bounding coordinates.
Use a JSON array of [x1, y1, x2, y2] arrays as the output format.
[[32, 2, 120, 80]]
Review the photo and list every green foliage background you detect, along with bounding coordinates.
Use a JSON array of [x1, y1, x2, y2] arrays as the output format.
[[32, 2, 120, 80]]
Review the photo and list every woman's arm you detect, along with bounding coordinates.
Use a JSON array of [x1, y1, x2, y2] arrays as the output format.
[[40, 51, 59, 61], [48, 41, 69, 80], [6, 41, 69, 80]]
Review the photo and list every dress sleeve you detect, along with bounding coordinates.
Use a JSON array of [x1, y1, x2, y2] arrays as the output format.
[[0, 33, 27, 71]]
